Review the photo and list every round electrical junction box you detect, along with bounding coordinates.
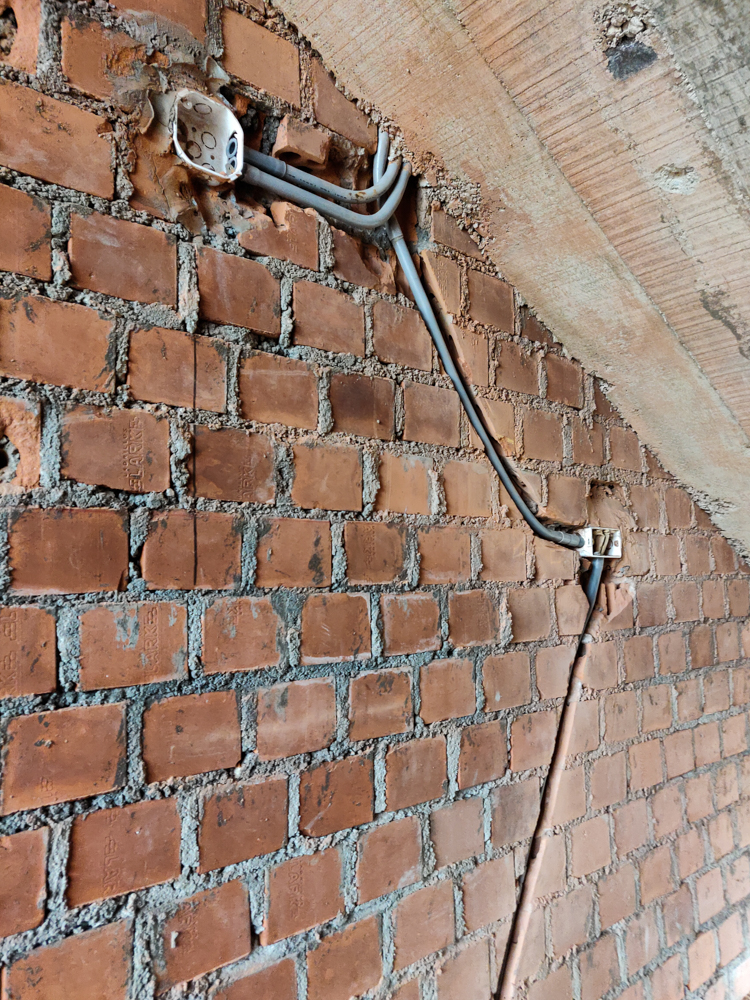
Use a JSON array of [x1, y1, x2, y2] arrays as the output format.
[[171, 89, 244, 184]]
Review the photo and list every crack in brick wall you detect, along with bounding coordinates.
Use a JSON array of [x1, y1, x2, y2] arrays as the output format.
[[0, 2, 749, 999]]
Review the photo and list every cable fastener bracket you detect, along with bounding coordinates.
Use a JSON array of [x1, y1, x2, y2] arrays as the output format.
[[576, 527, 623, 559]]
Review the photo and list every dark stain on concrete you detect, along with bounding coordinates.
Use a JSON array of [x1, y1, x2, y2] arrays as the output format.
[[607, 40, 658, 79]]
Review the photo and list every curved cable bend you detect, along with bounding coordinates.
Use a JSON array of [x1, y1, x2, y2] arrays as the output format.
[[372, 137, 582, 549], [244, 146, 401, 204], [241, 159, 412, 232]]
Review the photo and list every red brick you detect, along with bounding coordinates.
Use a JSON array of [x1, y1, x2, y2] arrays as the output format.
[[198, 777, 287, 872], [713, 536, 737, 573], [142, 691, 239, 782], [534, 831, 566, 897], [689, 930, 717, 990], [2, 921, 131, 999], [546, 354, 583, 408], [240, 352, 317, 428], [659, 631, 687, 673], [673, 580, 700, 622], [197, 246, 280, 335], [637, 581, 669, 626], [639, 844, 674, 906], [478, 529, 527, 582], [715, 761, 739, 808], [157, 881, 250, 991], [709, 810, 735, 859], [614, 798, 649, 857], [449, 322, 490, 386], [376, 452, 431, 515], [628, 739, 663, 791], [386, 737, 447, 810], [628, 484, 660, 528], [61, 406, 169, 493], [491, 778, 539, 846], [685, 534, 711, 575], [570, 815, 611, 877], [449, 589, 501, 647], [10, 508, 128, 596], [551, 883, 594, 957], [508, 588, 552, 643], [624, 635, 654, 681], [256, 518, 331, 589], [665, 487, 693, 529], [300, 756, 373, 836], [467, 270, 513, 330], [571, 415, 605, 466], [0, 394, 40, 494], [729, 579, 750, 617], [257, 678, 335, 759], [522, 409, 562, 461], [307, 917, 381, 1000], [293, 281, 364, 355], [418, 526, 471, 584], [627, 908, 659, 976], [0, 0, 41, 74], [372, 299, 432, 371], [534, 537, 577, 582], [432, 209, 483, 260], [0, 606, 55, 699], [301, 593, 370, 664], [722, 713, 747, 756], [310, 59, 376, 149], [510, 710, 556, 771], [718, 911, 743, 966], [495, 341, 539, 395], [110, 0, 205, 36], [622, 531, 651, 576], [0, 296, 114, 392], [703, 579, 725, 620], [79, 602, 186, 690], [443, 459, 492, 517], [393, 880, 454, 970], [292, 440, 362, 511], [215, 960, 297, 1000], [431, 799, 484, 867], [569, 699, 600, 754], [223, 9, 299, 104], [483, 650, 531, 710], [382, 594, 440, 656], [726, 854, 750, 904], [420, 659, 474, 722], [1, 703, 125, 814], [535, 644, 574, 699], [263, 848, 343, 943], [69, 212, 176, 306], [129, 327, 226, 412], [697, 867, 725, 923], [705, 669, 730, 712], [344, 522, 405, 584], [554, 584, 589, 636], [663, 729, 694, 779], [663, 883, 694, 946], [0, 79, 113, 196], [641, 684, 671, 733], [459, 721, 508, 788], [651, 953, 684, 1000], [677, 678, 702, 722], [60, 19, 143, 102], [192, 425, 274, 503], [528, 965, 572, 1000], [357, 816, 422, 902], [331, 227, 394, 291], [582, 641, 617, 690], [330, 372, 395, 440], [610, 426, 641, 472], [349, 669, 412, 740], [589, 752, 627, 810], [463, 854, 515, 930], [599, 864, 636, 928], [403, 381, 461, 447], [652, 783, 683, 838], [421, 251, 461, 314], [0, 828, 47, 937], [202, 596, 280, 675], [0, 183, 50, 280], [437, 939, 491, 1000], [67, 798, 180, 907], [654, 534, 682, 575], [579, 933, 621, 1000], [141, 510, 240, 591], [717, 622, 740, 663]]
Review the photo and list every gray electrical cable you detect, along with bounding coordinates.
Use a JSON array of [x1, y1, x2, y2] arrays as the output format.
[[241, 159, 412, 232], [371, 136, 583, 549], [244, 142, 401, 204]]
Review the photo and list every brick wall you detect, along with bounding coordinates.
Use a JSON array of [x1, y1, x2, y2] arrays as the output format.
[[0, 2, 749, 999]]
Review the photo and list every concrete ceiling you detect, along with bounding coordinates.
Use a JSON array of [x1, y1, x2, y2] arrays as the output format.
[[274, 0, 750, 553]]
